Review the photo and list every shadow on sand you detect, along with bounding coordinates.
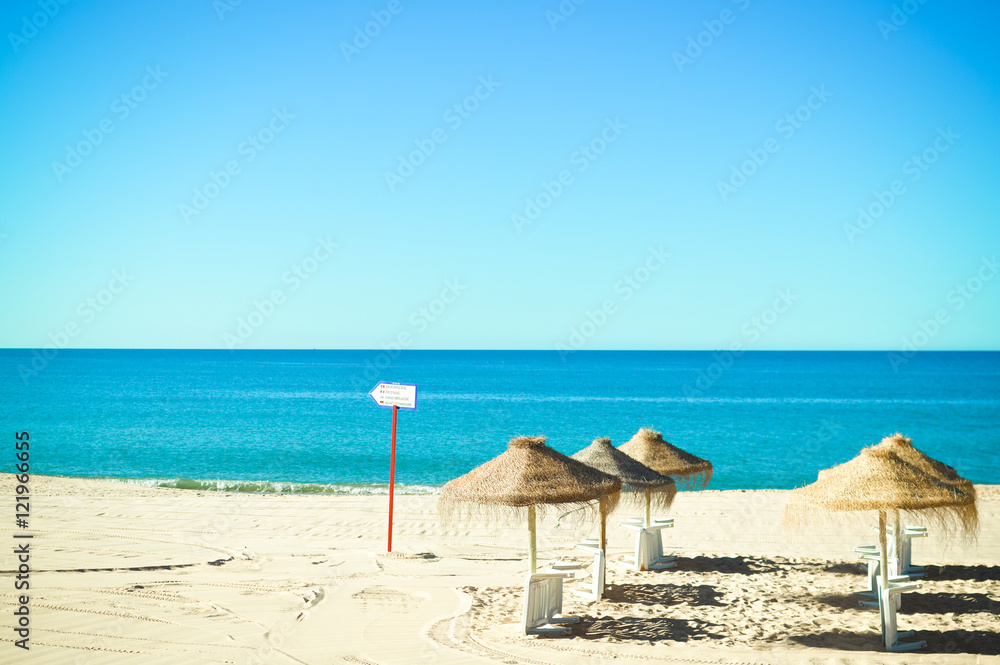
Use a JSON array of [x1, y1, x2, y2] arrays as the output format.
[[809, 590, 999, 615], [669, 555, 785, 576], [900, 591, 999, 615], [822, 561, 865, 575], [603, 582, 726, 607], [922, 563, 1000, 582], [792, 629, 1000, 655], [667, 554, 865, 577], [789, 630, 880, 651], [574, 615, 725, 643]]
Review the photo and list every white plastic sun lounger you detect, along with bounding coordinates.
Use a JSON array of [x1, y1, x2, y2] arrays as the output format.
[[855, 525, 927, 605], [570, 543, 605, 601], [521, 572, 579, 636], [548, 542, 606, 600], [855, 550, 910, 609], [618, 518, 676, 571], [578, 537, 604, 549], [860, 525, 927, 571], [549, 538, 607, 600], [631, 517, 676, 567], [879, 579, 925, 651], [899, 525, 927, 577]]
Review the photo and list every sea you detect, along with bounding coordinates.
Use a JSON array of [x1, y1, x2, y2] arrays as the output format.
[[2, 350, 998, 493]]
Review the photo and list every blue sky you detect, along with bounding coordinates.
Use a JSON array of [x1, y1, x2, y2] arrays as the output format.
[[1, 0, 998, 350]]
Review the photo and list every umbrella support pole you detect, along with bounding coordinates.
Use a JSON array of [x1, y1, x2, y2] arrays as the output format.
[[599, 500, 608, 551], [893, 509, 902, 565], [644, 488, 651, 528], [879, 510, 889, 591], [528, 505, 537, 574]]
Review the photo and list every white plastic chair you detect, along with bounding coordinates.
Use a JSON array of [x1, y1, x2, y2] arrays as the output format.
[[879, 579, 925, 651], [521, 572, 580, 636]]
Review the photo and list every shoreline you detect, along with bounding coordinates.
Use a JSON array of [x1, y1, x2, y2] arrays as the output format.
[[17, 472, 1000, 495], [64, 474, 446, 495], [1, 474, 997, 663]]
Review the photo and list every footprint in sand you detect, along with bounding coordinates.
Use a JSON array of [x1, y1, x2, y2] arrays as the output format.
[[351, 587, 428, 612], [377, 551, 438, 561]]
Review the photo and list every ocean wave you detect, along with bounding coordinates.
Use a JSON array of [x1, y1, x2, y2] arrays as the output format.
[[176, 388, 998, 407], [407, 393, 1000, 406], [99, 477, 442, 495]]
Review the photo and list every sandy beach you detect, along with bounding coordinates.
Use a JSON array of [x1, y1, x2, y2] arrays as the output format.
[[1, 474, 998, 665]]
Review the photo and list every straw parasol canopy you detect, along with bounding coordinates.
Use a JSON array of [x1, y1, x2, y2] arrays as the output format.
[[785, 442, 977, 599], [439, 435, 621, 572], [786, 445, 977, 521], [785, 437, 979, 532], [618, 428, 713, 490], [873, 432, 976, 497], [872, 432, 978, 560], [572, 437, 676, 527]]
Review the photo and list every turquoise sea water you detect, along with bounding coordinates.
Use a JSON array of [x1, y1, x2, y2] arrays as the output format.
[[2, 350, 998, 492]]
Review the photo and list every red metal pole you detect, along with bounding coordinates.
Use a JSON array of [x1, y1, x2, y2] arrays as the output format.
[[388, 405, 398, 552]]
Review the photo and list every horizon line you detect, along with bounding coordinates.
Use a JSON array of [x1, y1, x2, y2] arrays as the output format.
[[2, 348, 998, 353]]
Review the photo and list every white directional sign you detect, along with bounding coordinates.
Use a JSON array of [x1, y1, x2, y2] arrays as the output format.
[[369, 382, 418, 410]]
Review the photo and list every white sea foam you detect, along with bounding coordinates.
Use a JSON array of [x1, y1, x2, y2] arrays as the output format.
[[98, 476, 442, 495]]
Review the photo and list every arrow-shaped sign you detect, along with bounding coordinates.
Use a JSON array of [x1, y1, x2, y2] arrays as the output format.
[[368, 382, 418, 410], [367, 381, 418, 553]]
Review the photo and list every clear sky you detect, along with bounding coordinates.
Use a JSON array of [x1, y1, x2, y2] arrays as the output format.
[[1, 0, 998, 350]]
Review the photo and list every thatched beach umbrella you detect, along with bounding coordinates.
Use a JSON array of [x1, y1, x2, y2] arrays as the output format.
[[618, 428, 713, 490], [873, 432, 978, 560], [873, 433, 975, 494], [572, 437, 677, 529], [439, 435, 621, 573], [785, 444, 977, 594]]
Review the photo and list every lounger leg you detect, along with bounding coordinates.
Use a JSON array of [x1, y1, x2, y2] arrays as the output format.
[[880, 583, 926, 652]]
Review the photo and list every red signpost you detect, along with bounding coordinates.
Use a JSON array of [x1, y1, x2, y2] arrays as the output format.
[[368, 382, 418, 553], [388, 404, 397, 551]]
